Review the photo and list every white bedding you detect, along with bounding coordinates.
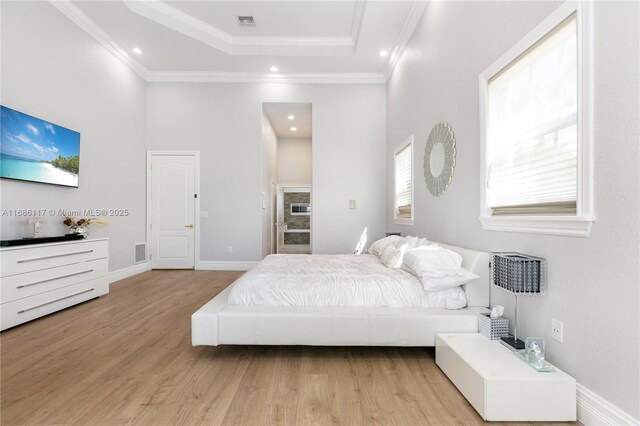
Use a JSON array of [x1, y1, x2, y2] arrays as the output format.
[[227, 254, 467, 309]]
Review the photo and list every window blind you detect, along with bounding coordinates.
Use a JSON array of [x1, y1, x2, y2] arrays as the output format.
[[395, 143, 412, 219], [486, 15, 578, 216]]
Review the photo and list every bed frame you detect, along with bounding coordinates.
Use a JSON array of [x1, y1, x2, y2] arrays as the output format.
[[192, 242, 490, 347]]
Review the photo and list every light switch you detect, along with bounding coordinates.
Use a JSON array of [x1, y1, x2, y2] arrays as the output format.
[[200, 211, 209, 218], [349, 199, 357, 209]]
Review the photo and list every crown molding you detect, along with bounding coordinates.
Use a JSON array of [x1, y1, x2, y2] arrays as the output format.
[[123, 0, 365, 57], [49, 0, 385, 84], [351, 0, 367, 49], [49, 0, 150, 80], [146, 71, 386, 84], [383, 0, 429, 80], [122, 0, 231, 52], [229, 37, 354, 57]]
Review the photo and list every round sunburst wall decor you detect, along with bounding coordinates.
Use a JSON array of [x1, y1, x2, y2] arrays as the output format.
[[423, 122, 456, 196]]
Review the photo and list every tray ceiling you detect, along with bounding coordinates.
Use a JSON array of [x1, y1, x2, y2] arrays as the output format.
[[50, 0, 429, 83]]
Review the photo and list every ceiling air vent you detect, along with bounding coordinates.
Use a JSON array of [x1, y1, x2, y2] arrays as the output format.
[[238, 16, 255, 26]]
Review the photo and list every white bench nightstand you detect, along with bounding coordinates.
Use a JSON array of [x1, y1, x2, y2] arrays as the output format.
[[436, 333, 576, 422]]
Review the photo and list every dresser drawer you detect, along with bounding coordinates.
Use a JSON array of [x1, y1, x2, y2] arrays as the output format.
[[1, 277, 108, 330], [1, 240, 108, 277], [1, 258, 108, 304]]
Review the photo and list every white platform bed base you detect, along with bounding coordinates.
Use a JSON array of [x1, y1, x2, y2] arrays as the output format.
[[192, 243, 490, 347]]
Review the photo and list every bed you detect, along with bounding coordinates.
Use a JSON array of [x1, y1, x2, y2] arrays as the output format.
[[192, 242, 490, 347]]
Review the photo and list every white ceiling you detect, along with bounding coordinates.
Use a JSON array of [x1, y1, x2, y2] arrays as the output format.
[[263, 103, 312, 138], [52, 1, 429, 83], [165, 1, 357, 38]]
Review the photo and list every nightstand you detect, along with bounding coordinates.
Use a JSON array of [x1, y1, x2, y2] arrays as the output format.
[[436, 333, 576, 422]]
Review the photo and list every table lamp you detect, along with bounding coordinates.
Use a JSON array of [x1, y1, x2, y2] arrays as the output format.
[[491, 252, 545, 351]]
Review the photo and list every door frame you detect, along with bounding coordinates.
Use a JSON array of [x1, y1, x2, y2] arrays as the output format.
[[270, 179, 278, 254], [146, 151, 201, 269], [279, 183, 312, 254]]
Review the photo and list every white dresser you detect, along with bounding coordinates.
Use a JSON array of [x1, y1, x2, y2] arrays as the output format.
[[1, 238, 109, 331]]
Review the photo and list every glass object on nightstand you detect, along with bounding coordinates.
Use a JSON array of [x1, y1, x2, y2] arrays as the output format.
[[514, 337, 555, 372]]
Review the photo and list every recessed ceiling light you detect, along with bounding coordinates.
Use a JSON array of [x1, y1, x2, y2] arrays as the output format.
[[287, 115, 294, 120], [132, 47, 143, 55], [290, 127, 297, 132], [270, 66, 279, 72], [379, 50, 388, 57]]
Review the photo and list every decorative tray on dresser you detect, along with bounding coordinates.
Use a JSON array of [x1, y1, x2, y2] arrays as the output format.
[[0, 234, 85, 247], [0, 238, 109, 331]]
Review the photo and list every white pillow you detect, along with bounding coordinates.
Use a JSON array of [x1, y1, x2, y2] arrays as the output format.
[[402, 245, 479, 291], [393, 235, 427, 250], [379, 235, 429, 268], [393, 236, 418, 249], [367, 235, 402, 257], [380, 244, 407, 268]]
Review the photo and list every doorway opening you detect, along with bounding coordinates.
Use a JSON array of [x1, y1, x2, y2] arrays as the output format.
[[262, 102, 312, 256], [279, 185, 311, 254]]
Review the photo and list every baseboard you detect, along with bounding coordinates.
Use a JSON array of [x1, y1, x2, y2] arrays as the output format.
[[196, 261, 258, 271], [108, 262, 150, 284], [577, 384, 639, 425]]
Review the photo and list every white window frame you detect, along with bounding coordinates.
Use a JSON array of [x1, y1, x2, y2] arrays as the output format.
[[394, 135, 414, 226], [478, 1, 594, 237]]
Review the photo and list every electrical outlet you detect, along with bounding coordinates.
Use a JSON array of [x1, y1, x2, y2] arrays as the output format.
[[551, 318, 564, 342], [227, 246, 233, 254], [349, 199, 357, 209]]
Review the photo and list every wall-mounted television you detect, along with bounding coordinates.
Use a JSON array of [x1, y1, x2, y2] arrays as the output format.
[[1, 105, 80, 188]]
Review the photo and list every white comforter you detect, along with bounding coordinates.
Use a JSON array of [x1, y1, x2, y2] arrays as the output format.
[[227, 254, 467, 309]]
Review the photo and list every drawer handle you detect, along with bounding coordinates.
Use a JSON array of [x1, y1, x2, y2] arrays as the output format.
[[17, 288, 95, 314], [17, 250, 94, 264], [16, 269, 94, 289]]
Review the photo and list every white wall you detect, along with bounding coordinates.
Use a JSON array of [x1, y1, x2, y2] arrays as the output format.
[[261, 111, 278, 258], [146, 83, 386, 260], [0, 1, 147, 272], [277, 138, 312, 185], [386, 1, 639, 418]]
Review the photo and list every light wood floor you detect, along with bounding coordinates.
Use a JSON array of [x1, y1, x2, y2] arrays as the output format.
[[1, 270, 574, 425]]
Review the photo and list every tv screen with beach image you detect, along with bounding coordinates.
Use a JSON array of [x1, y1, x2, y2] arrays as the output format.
[[1, 106, 80, 188]]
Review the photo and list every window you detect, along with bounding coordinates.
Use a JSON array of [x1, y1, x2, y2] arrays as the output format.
[[394, 136, 413, 225], [479, 2, 594, 237]]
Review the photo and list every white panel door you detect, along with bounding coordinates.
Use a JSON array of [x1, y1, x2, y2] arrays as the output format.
[[151, 155, 196, 269]]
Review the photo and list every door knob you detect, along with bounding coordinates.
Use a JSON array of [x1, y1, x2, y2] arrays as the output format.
[[185, 224, 194, 228]]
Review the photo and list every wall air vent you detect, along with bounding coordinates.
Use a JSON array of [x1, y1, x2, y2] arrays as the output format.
[[134, 242, 147, 264], [238, 16, 255, 26]]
